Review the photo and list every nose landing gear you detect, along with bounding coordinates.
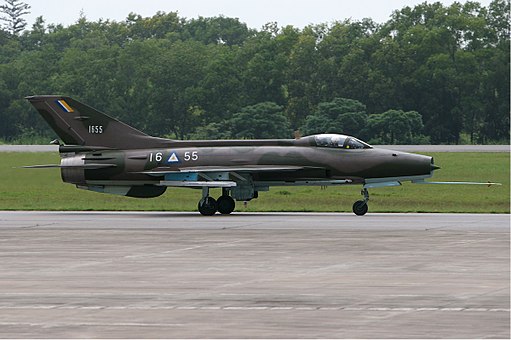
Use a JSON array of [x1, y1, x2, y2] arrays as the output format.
[[352, 188, 369, 216]]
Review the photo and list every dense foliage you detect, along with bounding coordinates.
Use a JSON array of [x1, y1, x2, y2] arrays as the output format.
[[0, 1, 509, 144]]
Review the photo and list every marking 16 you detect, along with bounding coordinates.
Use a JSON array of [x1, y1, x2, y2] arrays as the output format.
[[149, 152, 163, 162]]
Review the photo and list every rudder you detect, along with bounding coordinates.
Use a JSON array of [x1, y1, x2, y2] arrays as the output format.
[[26, 95, 168, 149]]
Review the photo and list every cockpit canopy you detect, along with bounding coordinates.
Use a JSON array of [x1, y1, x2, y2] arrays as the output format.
[[314, 134, 372, 149]]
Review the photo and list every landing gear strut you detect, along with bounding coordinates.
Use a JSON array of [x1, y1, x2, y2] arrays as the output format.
[[352, 188, 369, 216]]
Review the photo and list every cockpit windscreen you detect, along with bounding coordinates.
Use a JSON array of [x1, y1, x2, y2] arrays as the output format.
[[314, 134, 372, 149]]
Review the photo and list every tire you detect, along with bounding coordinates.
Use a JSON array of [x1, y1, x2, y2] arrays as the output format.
[[217, 195, 235, 215], [198, 196, 217, 216], [352, 200, 368, 216]]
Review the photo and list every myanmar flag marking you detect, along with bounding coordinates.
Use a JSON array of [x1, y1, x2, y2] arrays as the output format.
[[56, 99, 74, 113]]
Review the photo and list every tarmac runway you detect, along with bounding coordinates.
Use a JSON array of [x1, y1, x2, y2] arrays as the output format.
[[0, 211, 509, 338]]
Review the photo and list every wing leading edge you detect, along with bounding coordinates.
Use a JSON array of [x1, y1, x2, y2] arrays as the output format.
[[138, 165, 319, 175], [146, 165, 352, 188]]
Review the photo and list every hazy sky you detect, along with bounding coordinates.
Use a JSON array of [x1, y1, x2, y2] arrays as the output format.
[[23, 0, 493, 29]]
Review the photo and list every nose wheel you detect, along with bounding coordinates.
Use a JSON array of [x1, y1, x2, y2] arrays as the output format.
[[352, 188, 369, 216]]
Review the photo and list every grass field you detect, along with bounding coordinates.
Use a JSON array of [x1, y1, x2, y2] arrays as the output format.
[[0, 152, 509, 213]]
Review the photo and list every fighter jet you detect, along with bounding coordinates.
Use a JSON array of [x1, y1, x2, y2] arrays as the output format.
[[24, 95, 499, 216]]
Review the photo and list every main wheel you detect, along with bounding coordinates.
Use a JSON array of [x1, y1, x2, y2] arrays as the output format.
[[198, 196, 217, 216], [217, 195, 235, 215], [352, 200, 368, 216]]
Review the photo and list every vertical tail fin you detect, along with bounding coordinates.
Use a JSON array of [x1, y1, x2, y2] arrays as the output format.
[[26, 95, 169, 149]]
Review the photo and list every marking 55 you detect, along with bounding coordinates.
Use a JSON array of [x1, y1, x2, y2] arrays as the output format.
[[184, 151, 198, 161]]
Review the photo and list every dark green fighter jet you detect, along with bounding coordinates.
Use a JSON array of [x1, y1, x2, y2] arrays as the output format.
[[25, 95, 498, 216]]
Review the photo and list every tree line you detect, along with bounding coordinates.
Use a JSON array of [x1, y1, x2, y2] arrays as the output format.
[[0, 0, 509, 144]]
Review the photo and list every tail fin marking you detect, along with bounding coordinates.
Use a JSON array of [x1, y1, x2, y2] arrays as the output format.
[[26, 95, 170, 149]]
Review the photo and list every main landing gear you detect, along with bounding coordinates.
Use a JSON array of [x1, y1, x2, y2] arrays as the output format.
[[197, 186, 371, 216], [198, 187, 235, 216], [352, 188, 369, 216]]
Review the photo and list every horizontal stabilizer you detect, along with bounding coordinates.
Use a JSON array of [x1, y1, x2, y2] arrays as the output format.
[[21, 164, 117, 169]]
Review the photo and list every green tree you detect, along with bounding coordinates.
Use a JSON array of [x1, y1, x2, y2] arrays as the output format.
[[112, 39, 161, 131], [197, 44, 244, 122], [21, 16, 46, 49], [125, 11, 181, 40], [227, 102, 292, 139], [285, 25, 323, 127], [240, 24, 296, 108], [0, 0, 30, 35], [151, 40, 210, 139], [0, 64, 16, 138], [367, 109, 428, 144], [302, 98, 367, 136], [377, 0, 510, 144], [183, 16, 253, 46], [316, 19, 380, 110], [0, 2, 508, 144], [479, 0, 510, 143]]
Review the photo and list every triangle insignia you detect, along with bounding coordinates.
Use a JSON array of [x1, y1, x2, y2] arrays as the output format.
[[167, 152, 180, 163]]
